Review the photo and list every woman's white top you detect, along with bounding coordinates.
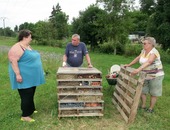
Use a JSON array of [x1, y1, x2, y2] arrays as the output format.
[[139, 48, 164, 79]]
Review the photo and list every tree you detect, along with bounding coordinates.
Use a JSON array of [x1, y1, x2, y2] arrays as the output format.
[[140, 0, 156, 15], [72, 5, 108, 51], [127, 10, 148, 34], [96, 0, 134, 55], [49, 3, 69, 40], [14, 25, 19, 32], [0, 27, 16, 37], [33, 21, 53, 45], [19, 22, 35, 32], [146, 0, 170, 50]]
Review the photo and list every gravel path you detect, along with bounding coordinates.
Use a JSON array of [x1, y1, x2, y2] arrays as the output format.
[[0, 45, 63, 61], [0, 45, 10, 53]]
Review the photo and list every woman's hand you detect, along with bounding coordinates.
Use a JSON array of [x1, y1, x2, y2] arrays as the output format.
[[131, 68, 140, 76], [16, 74, 22, 83], [124, 64, 130, 68]]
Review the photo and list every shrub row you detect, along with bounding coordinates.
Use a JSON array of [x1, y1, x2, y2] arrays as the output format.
[[98, 41, 170, 63]]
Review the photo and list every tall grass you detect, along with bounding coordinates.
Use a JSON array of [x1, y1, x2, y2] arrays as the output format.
[[0, 37, 170, 130]]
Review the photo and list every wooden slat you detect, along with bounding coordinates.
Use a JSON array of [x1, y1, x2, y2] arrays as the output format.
[[113, 92, 131, 114], [117, 78, 136, 95], [58, 92, 103, 96], [115, 85, 133, 105], [57, 86, 102, 89], [57, 67, 102, 74], [58, 100, 104, 103], [59, 107, 103, 110], [128, 81, 145, 123], [119, 72, 138, 85], [120, 65, 136, 73], [58, 113, 103, 117], [112, 98, 128, 123], [57, 78, 102, 82]]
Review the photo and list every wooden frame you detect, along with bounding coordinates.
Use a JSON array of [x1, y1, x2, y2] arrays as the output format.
[[57, 67, 104, 118], [112, 65, 146, 123]]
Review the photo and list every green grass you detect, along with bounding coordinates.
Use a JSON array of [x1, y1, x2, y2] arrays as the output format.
[[0, 37, 170, 130], [0, 36, 17, 46]]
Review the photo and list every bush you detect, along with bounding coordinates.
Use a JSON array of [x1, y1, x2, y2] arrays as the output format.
[[52, 38, 71, 48], [124, 43, 142, 56], [32, 37, 71, 48], [124, 43, 170, 63], [99, 42, 115, 54], [34, 39, 49, 46], [98, 36, 128, 55], [157, 48, 170, 64], [50, 40, 62, 47]]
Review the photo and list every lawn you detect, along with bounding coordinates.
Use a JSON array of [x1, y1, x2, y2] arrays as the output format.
[[0, 37, 170, 130]]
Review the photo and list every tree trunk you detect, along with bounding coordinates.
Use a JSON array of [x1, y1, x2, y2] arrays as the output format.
[[114, 48, 117, 55]]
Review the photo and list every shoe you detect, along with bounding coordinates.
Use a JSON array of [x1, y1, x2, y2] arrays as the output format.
[[21, 117, 35, 122], [34, 110, 38, 114], [146, 109, 154, 113]]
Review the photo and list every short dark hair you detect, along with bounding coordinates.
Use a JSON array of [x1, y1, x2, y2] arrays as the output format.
[[18, 29, 32, 42]]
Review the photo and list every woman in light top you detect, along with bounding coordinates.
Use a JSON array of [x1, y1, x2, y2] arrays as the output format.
[[8, 29, 45, 122], [124, 37, 164, 113]]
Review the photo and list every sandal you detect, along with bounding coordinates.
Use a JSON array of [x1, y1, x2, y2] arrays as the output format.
[[34, 110, 38, 114], [21, 117, 35, 122], [146, 109, 154, 113]]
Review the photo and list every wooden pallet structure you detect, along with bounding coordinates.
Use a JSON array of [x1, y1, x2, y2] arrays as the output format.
[[112, 65, 146, 123], [57, 67, 104, 118]]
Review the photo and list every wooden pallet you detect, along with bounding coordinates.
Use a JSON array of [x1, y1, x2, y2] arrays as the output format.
[[57, 67, 104, 118], [112, 65, 146, 123]]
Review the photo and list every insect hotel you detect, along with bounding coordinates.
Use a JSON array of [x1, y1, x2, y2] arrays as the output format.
[[57, 67, 104, 118]]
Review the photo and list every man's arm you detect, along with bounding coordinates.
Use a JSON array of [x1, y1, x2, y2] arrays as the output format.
[[62, 54, 67, 67], [85, 54, 93, 68]]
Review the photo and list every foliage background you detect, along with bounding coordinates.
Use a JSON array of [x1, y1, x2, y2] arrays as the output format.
[[1, 0, 170, 52]]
